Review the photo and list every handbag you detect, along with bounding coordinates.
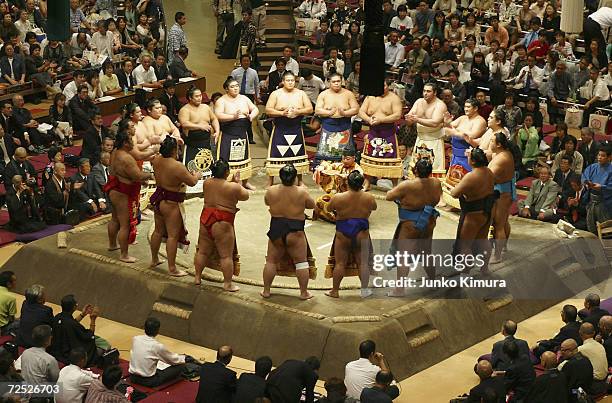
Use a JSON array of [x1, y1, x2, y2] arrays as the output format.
[[564, 106, 583, 129], [588, 112, 609, 135]]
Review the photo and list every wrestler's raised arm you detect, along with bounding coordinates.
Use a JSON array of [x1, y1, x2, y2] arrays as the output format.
[[415, 101, 447, 128], [358, 97, 372, 123], [180, 166, 202, 187], [124, 156, 153, 182], [464, 117, 487, 140], [167, 118, 182, 142], [369, 193, 378, 211], [129, 146, 157, 161], [265, 91, 284, 117], [214, 98, 237, 122], [246, 96, 259, 121], [298, 91, 314, 116], [376, 94, 402, 124], [235, 183, 250, 201]]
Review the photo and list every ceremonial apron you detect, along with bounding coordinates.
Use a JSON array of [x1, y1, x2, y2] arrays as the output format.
[[217, 118, 252, 180], [314, 117, 353, 167], [266, 116, 309, 176], [414, 123, 446, 172], [361, 123, 403, 178], [183, 129, 213, 176]]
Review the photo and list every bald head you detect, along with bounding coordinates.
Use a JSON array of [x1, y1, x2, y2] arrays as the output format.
[[579, 322, 596, 340], [476, 360, 493, 380], [217, 345, 233, 365], [560, 339, 578, 360], [600, 315, 612, 336], [11, 174, 22, 186], [541, 351, 557, 369], [14, 147, 26, 158]]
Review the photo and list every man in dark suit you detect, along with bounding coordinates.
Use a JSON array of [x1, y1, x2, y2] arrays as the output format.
[[43, 162, 71, 225], [553, 155, 581, 210], [524, 351, 568, 403], [502, 340, 536, 402], [233, 356, 272, 403], [91, 151, 111, 209], [16, 284, 54, 348], [153, 54, 170, 81], [491, 320, 531, 370], [0, 43, 25, 85], [579, 294, 610, 333], [360, 371, 396, 403], [169, 46, 195, 79], [534, 304, 582, 359], [3, 146, 37, 188], [196, 345, 237, 403], [0, 101, 29, 152], [466, 360, 505, 403], [69, 158, 107, 219], [69, 85, 98, 132], [116, 59, 135, 91], [599, 315, 612, 367], [12, 94, 44, 151], [578, 127, 600, 168], [266, 357, 320, 403], [80, 112, 109, 167], [0, 125, 14, 186], [559, 339, 594, 402], [6, 174, 46, 233], [159, 80, 183, 126]]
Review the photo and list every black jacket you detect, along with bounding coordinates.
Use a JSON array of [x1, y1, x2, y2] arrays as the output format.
[[542, 321, 582, 351], [68, 96, 97, 131], [0, 113, 26, 145], [553, 170, 580, 207], [16, 301, 53, 348], [266, 359, 318, 403], [578, 140, 600, 168], [6, 188, 45, 233], [581, 307, 610, 333], [233, 373, 266, 403], [69, 172, 103, 209], [524, 369, 568, 403], [491, 335, 531, 370], [80, 125, 109, 166], [504, 355, 536, 402], [466, 376, 506, 403], [158, 92, 183, 124], [49, 311, 98, 367], [169, 56, 192, 79], [560, 353, 593, 402], [3, 158, 36, 186], [195, 361, 237, 403], [116, 68, 135, 90], [0, 55, 25, 83]]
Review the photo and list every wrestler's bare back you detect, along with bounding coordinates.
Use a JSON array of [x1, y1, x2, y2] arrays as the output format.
[[152, 156, 198, 192], [265, 185, 314, 220], [203, 178, 248, 213], [319, 88, 357, 118], [388, 178, 442, 210], [331, 191, 377, 220], [488, 150, 515, 183]]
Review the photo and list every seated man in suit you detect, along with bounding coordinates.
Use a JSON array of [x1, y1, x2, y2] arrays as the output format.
[[158, 80, 182, 127], [359, 371, 397, 403], [534, 304, 582, 359], [579, 294, 610, 332], [16, 284, 54, 348], [0, 125, 14, 187], [91, 151, 111, 209], [599, 316, 612, 367], [0, 43, 25, 86], [3, 147, 38, 195], [12, 95, 45, 151], [518, 165, 561, 221], [116, 59, 135, 91], [565, 177, 588, 231], [467, 360, 505, 403], [501, 340, 536, 402], [234, 356, 273, 402], [69, 158, 107, 219], [524, 351, 568, 403], [491, 320, 530, 371], [43, 162, 72, 225], [69, 84, 98, 132], [578, 127, 600, 169], [169, 46, 197, 80], [553, 155, 580, 210], [558, 339, 594, 402], [0, 101, 31, 153], [6, 174, 46, 233], [80, 112, 109, 167], [196, 345, 237, 403]]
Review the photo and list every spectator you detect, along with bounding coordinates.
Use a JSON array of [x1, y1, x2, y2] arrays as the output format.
[[553, 155, 581, 209], [116, 59, 136, 90], [345, 22, 363, 51], [169, 46, 196, 80], [405, 37, 430, 77], [345, 340, 398, 401], [129, 317, 186, 387], [551, 31, 574, 61], [441, 89, 460, 117], [100, 61, 121, 96], [323, 47, 345, 79], [490, 320, 530, 371], [526, 30, 549, 65], [43, 162, 73, 224], [517, 113, 539, 166], [547, 61, 573, 124], [523, 97, 542, 139], [599, 316, 612, 367], [324, 21, 345, 56], [577, 322, 608, 395], [360, 371, 396, 403], [466, 360, 505, 403], [552, 137, 584, 175], [25, 0, 47, 32], [16, 284, 53, 348], [524, 351, 567, 403], [0, 348, 22, 382], [565, 177, 589, 231], [69, 158, 106, 218], [106, 19, 123, 55], [558, 339, 594, 402], [12, 94, 44, 150], [159, 80, 182, 126], [515, 55, 543, 98], [63, 70, 87, 102], [91, 151, 111, 208], [50, 294, 106, 367], [81, 112, 109, 166], [139, 37, 157, 62], [298, 0, 327, 19], [298, 68, 325, 107], [484, 16, 509, 49], [573, 57, 591, 93], [269, 46, 299, 75], [580, 294, 611, 332], [133, 55, 162, 88], [390, 5, 413, 43], [0, 271, 17, 336], [3, 147, 37, 189], [0, 14, 19, 44], [91, 20, 114, 57], [587, 39, 608, 72], [84, 365, 129, 403], [495, 94, 522, 140], [265, 57, 287, 93], [43, 40, 66, 75], [431, 38, 458, 75], [461, 13, 481, 45], [314, 20, 329, 49], [69, 0, 89, 33], [316, 377, 355, 403], [502, 340, 536, 402], [511, 17, 541, 51], [445, 70, 465, 106], [578, 127, 600, 168], [136, 13, 153, 42], [0, 43, 25, 86], [578, 67, 611, 127], [6, 175, 46, 234], [412, 1, 433, 37], [0, 125, 13, 175], [382, 0, 396, 35], [213, 0, 234, 54], [233, 356, 273, 402], [384, 31, 405, 71], [518, 165, 561, 221], [25, 44, 59, 99], [116, 17, 141, 58], [346, 59, 360, 98], [581, 146, 612, 234], [466, 52, 489, 99], [20, 324, 60, 384], [266, 356, 320, 403], [549, 123, 572, 156], [167, 11, 187, 64], [407, 66, 436, 104], [196, 345, 237, 402], [69, 84, 98, 132], [55, 348, 99, 403], [49, 93, 74, 146], [332, 0, 351, 24], [153, 54, 170, 81]]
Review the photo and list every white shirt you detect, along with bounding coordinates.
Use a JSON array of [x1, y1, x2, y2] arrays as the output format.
[[63, 81, 79, 101], [128, 334, 185, 378], [298, 75, 326, 104], [529, 2, 547, 19], [389, 16, 414, 32], [298, 0, 327, 19], [269, 57, 300, 76], [517, 65, 543, 89], [132, 64, 158, 85], [322, 58, 345, 79], [578, 338, 609, 381], [55, 364, 98, 403], [90, 31, 114, 56], [590, 7, 612, 28], [385, 42, 405, 68], [580, 78, 611, 102], [488, 60, 511, 81], [344, 358, 381, 400]]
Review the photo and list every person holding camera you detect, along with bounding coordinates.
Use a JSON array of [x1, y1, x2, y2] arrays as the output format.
[[69, 158, 108, 220], [6, 174, 46, 233], [345, 340, 399, 401], [3, 146, 36, 188], [43, 162, 74, 225]]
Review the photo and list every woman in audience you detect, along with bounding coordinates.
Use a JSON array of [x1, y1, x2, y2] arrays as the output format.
[[25, 44, 59, 98], [467, 52, 489, 98], [100, 60, 121, 95], [42, 146, 64, 187], [549, 122, 571, 155], [496, 94, 522, 141], [587, 39, 609, 72], [461, 13, 480, 46], [389, 5, 412, 44], [523, 97, 543, 140], [517, 113, 540, 166], [346, 59, 360, 98], [344, 22, 362, 51], [49, 93, 74, 146], [87, 72, 103, 101], [428, 11, 446, 43], [14, 10, 32, 43], [459, 34, 476, 80], [139, 37, 157, 62], [137, 13, 152, 42], [106, 18, 122, 55], [516, 0, 535, 33], [343, 48, 354, 80], [445, 14, 462, 49], [116, 16, 141, 58], [421, 35, 432, 54], [541, 4, 559, 43], [541, 51, 560, 85], [124, 0, 138, 35], [324, 21, 345, 56], [551, 136, 584, 174]]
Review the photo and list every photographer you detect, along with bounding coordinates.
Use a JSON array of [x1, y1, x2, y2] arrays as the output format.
[[3, 147, 37, 189], [6, 174, 46, 234], [322, 47, 345, 83], [43, 162, 75, 225]]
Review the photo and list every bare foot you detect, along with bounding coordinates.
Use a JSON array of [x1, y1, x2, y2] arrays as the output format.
[[194, 277, 201, 286], [300, 292, 314, 300], [489, 255, 502, 265], [325, 290, 339, 298], [223, 283, 240, 292], [120, 256, 137, 263], [108, 245, 120, 251], [260, 290, 271, 298], [149, 259, 166, 268], [169, 269, 188, 277], [243, 182, 256, 191], [130, 240, 139, 245]]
